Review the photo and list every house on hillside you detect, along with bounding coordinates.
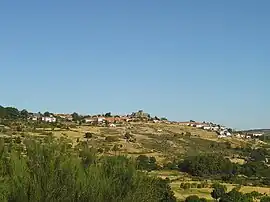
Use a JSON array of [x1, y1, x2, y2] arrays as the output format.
[[42, 115, 56, 123], [84, 117, 96, 124], [84, 116, 105, 124], [253, 133, 263, 137], [178, 122, 190, 126], [203, 126, 211, 130], [56, 114, 73, 121]]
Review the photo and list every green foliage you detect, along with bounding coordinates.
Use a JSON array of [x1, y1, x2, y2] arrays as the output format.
[[0, 136, 176, 202], [71, 112, 80, 122], [261, 196, 270, 202], [20, 109, 29, 119], [136, 155, 158, 171], [179, 154, 238, 178], [185, 195, 207, 202], [44, 111, 51, 117], [0, 106, 20, 119], [105, 112, 112, 117], [211, 183, 227, 200], [241, 161, 269, 178], [219, 188, 253, 202]]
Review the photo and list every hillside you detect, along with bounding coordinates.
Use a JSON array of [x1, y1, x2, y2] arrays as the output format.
[[1, 118, 270, 201], [31, 122, 251, 162]]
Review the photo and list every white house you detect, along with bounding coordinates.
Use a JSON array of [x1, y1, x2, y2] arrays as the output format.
[[196, 124, 204, 128], [85, 117, 96, 123], [97, 117, 105, 123], [42, 116, 56, 123], [203, 126, 211, 130], [213, 127, 220, 131], [253, 133, 263, 137]]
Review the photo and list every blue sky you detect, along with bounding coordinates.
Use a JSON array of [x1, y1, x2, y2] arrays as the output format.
[[0, 1, 269, 129]]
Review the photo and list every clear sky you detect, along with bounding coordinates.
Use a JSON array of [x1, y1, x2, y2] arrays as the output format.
[[0, 1, 269, 130]]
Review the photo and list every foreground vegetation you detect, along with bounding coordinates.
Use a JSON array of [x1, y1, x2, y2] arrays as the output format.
[[0, 135, 176, 202]]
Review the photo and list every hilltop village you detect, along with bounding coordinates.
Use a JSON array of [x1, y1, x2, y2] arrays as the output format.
[[25, 109, 264, 139]]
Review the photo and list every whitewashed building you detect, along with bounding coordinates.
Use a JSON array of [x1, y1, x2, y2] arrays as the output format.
[[42, 116, 56, 123]]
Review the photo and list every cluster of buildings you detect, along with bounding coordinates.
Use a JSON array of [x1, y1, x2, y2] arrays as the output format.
[[29, 113, 57, 123], [178, 121, 232, 138], [178, 121, 266, 139], [27, 110, 152, 125], [235, 132, 263, 139]]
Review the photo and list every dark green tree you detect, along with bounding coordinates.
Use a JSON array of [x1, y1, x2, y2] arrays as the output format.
[[44, 111, 51, 117], [84, 132, 93, 141], [211, 183, 227, 201], [105, 112, 112, 117], [71, 112, 80, 121], [20, 109, 29, 119], [185, 195, 200, 202], [219, 189, 253, 202]]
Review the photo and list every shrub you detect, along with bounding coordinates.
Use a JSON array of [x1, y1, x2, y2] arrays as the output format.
[[84, 132, 93, 139], [136, 155, 158, 171]]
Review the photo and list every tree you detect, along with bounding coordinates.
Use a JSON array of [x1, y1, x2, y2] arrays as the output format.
[[211, 183, 227, 201], [84, 132, 93, 141], [5, 107, 20, 119], [219, 189, 253, 202], [44, 111, 51, 117], [136, 155, 158, 171], [185, 195, 200, 202], [71, 112, 80, 122], [105, 112, 112, 117], [179, 154, 237, 177], [20, 109, 29, 119]]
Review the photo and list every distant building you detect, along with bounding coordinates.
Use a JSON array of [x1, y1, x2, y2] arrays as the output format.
[[131, 110, 150, 119], [253, 133, 263, 137], [42, 116, 56, 123]]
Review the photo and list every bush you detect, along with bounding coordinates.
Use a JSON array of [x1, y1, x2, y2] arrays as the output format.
[[136, 155, 158, 171], [0, 136, 177, 202], [185, 195, 207, 202], [84, 132, 93, 139]]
